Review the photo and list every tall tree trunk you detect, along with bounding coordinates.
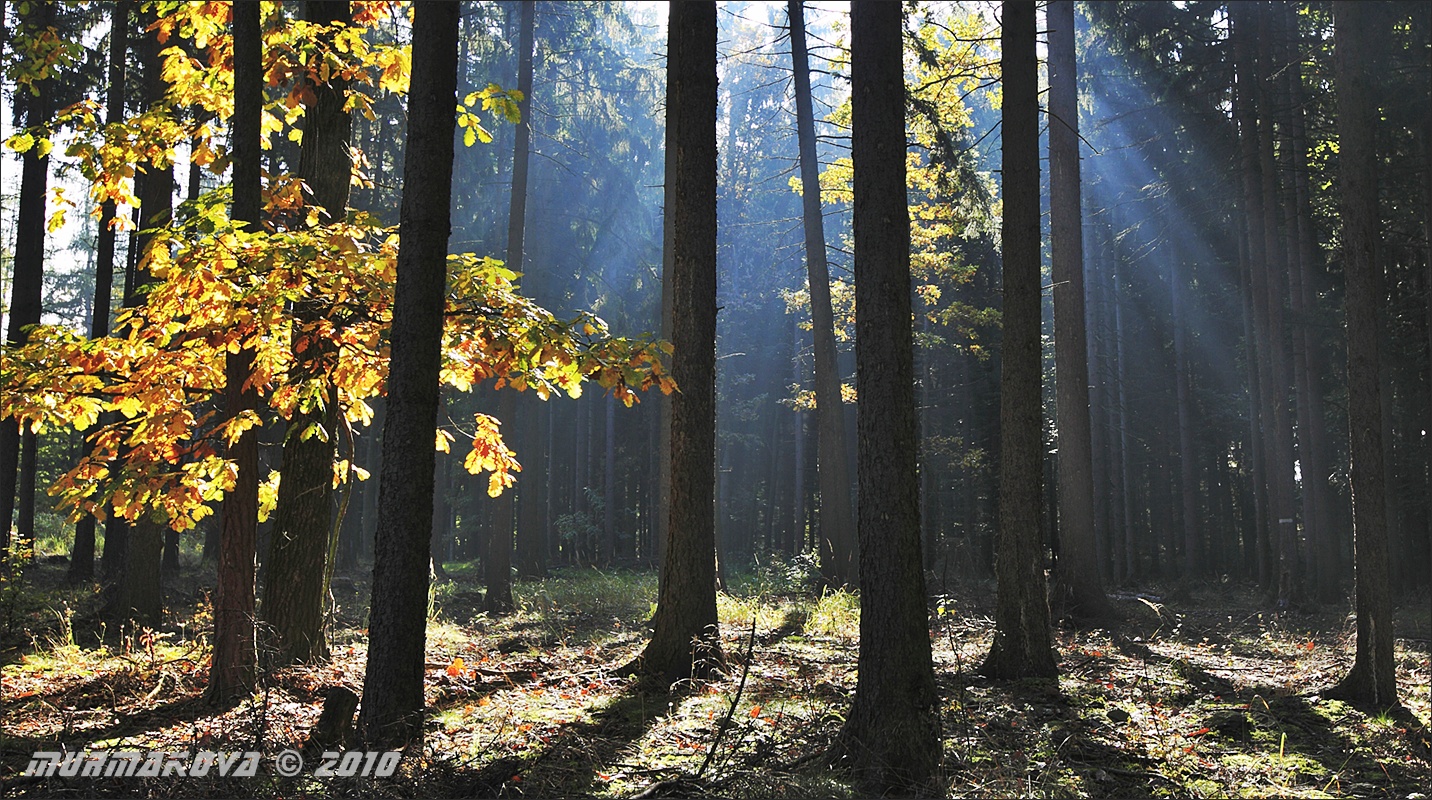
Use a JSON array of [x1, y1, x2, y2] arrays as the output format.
[[110, 7, 173, 628], [70, 0, 131, 583], [1046, 0, 1107, 618], [628, 0, 722, 685], [984, 0, 1057, 680], [1281, 1, 1337, 602], [264, 0, 354, 665], [1232, 2, 1275, 593], [830, 3, 940, 792], [1254, 5, 1299, 606], [1171, 244, 1200, 580], [510, 0, 547, 581], [603, 395, 616, 563], [206, 0, 262, 705], [0, 0, 56, 566], [1328, 0, 1398, 711], [358, 0, 459, 747], [789, 0, 857, 590]]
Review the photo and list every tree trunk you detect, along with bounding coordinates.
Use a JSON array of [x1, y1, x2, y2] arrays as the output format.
[[0, 0, 56, 566], [1328, 0, 1399, 711], [110, 7, 173, 628], [628, 0, 722, 685], [830, 2, 941, 793], [357, 0, 459, 747], [1046, 0, 1108, 618], [982, 0, 1058, 680], [205, 0, 263, 705], [789, 0, 857, 590], [264, 0, 354, 665], [1171, 244, 1200, 580], [70, 0, 131, 583], [1254, 5, 1299, 606]]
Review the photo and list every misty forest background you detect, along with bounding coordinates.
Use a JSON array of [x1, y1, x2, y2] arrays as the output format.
[[0, 1, 1429, 798]]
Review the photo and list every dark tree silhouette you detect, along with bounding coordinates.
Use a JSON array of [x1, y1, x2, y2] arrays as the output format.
[[207, 0, 262, 705], [788, 0, 856, 590], [628, 0, 722, 685], [1328, 0, 1399, 712], [358, 0, 460, 746], [982, 0, 1057, 680], [829, 1, 941, 792]]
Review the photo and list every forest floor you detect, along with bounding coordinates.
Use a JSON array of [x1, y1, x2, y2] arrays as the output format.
[[0, 555, 1428, 799]]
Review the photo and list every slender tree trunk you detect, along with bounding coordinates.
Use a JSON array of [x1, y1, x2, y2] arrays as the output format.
[[628, 0, 722, 685], [1046, 0, 1108, 618], [110, 7, 173, 628], [70, 0, 131, 582], [1329, 1, 1399, 711], [1171, 244, 1201, 579], [603, 395, 616, 563], [358, 0, 459, 747], [830, 3, 941, 792], [1255, 5, 1299, 606], [789, 0, 857, 590], [0, 0, 56, 565], [206, 0, 262, 705], [264, 0, 354, 665], [509, 0, 547, 581]]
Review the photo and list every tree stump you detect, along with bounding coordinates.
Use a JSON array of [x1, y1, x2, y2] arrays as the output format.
[[303, 686, 360, 756]]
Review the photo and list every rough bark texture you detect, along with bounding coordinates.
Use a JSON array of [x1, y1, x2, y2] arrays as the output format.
[[110, 9, 172, 628], [630, 0, 722, 686], [983, 0, 1058, 680], [789, 0, 857, 590], [1328, 1, 1399, 711], [0, 0, 55, 564], [264, 0, 353, 665], [206, 0, 262, 705], [829, 2, 941, 793], [357, 0, 458, 747], [1046, 0, 1108, 619]]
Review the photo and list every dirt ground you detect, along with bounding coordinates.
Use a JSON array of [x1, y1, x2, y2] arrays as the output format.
[[1, 557, 1428, 798]]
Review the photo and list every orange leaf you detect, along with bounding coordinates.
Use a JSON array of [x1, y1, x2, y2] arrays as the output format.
[[446, 656, 465, 677], [749, 705, 762, 719]]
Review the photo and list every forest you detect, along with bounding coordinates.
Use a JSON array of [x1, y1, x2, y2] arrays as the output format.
[[0, 0, 1428, 797]]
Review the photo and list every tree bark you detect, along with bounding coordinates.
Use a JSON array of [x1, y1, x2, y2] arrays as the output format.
[[788, 0, 857, 590], [829, 2, 941, 793], [1328, 1, 1399, 711], [1046, 0, 1108, 618], [0, 0, 56, 566], [70, 0, 131, 583], [205, 0, 263, 705], [358, 0, 459, 747], [110, 6, 173, 628], [264, 0, 354, 665], [485, 390, 517, 613], [628, 0, 722, 685]]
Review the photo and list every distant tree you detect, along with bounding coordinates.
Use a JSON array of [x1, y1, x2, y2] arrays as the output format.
[[357, 0, 460, 746], [487, 0, 535, 614], [1046, 0, 1108, 619], [628, 0, 722, 685], [0, 0, 56, 566], [206, 0, 262, 705], [69, 0, 130, 584], [264, 0, 355, 665], [828, 1, 941, 792], [788, 0, 857, 590], [1328, 0, 1399, 711], [982, 0, 1057, 680]]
